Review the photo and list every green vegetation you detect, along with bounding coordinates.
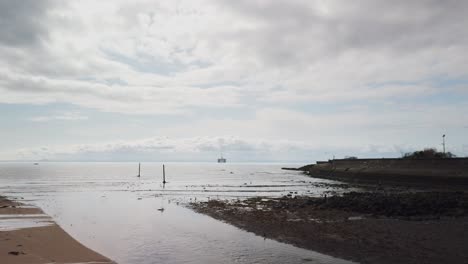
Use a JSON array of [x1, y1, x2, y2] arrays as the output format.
[[402, 148, 456, 159]]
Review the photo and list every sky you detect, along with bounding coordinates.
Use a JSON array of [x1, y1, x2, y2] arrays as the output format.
[[0, 0, 467, 162]]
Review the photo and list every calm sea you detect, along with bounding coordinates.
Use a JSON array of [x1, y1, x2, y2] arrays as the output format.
[[0, 162, 354, 264]]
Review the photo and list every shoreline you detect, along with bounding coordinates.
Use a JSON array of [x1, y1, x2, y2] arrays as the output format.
[[191, 191, 468, 264], [0, 196, 115, 264]]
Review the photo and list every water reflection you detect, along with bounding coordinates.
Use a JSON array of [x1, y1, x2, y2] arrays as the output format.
[[0, 162, 356, 264]]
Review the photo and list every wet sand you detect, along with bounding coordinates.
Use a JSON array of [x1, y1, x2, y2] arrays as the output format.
[[191, 191, 468, 264], [0, 196, 114, 264]]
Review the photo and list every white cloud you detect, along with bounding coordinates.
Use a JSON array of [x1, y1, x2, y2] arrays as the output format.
[[1, 0, 468, 161], [6, 136, 403, 162], [14, 134, 467, 162], [12, 100, 468, 161], [1, 0, 467, 114], [29, 112, 88, 122]]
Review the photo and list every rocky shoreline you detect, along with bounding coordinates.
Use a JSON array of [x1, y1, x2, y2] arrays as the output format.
[[191, 191, 468, 264]]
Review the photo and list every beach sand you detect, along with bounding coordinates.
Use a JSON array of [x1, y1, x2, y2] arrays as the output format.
[[0, 196, 114, 264]]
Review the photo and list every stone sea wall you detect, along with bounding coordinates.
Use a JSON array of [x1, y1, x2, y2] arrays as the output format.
[[301, 158, 468, 186]]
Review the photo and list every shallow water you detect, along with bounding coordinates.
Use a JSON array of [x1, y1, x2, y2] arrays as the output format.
[[0, 215, 53, 231], [0, 162, 356, 264]]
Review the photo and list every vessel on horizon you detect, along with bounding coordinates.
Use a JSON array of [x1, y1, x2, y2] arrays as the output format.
[[217, 155, 227, 163]]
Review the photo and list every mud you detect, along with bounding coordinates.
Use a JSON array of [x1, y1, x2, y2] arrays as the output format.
[[191, 191, 468, 264]]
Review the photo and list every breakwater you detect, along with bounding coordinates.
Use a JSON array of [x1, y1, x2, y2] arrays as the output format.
[[288, 158, 468, 186]]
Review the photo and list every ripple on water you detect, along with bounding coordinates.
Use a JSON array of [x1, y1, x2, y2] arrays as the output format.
[[0, 162, 358, 264]]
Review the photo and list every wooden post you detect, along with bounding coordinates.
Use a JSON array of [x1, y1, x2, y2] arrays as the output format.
[[138, 163, 141, 177], [442, 134, 446, 154], [163, 164, 166, 184]]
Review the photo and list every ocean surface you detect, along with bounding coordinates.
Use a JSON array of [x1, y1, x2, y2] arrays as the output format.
[[0, 162, 356, 264]]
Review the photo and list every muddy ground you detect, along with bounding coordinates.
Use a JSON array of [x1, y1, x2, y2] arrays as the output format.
[[191, 191, 468, 264]]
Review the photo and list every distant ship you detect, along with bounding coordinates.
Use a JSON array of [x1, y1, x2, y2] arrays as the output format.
[[217, 155, 227, 163]]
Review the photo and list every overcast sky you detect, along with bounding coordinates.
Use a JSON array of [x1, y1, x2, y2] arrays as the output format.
[[1, 0, 467, 162]]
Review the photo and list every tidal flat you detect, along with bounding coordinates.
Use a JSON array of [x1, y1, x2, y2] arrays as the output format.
[[192, 190, 468, 264]]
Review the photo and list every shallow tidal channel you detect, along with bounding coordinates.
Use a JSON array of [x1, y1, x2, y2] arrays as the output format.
[[0, 162, 356, 264]]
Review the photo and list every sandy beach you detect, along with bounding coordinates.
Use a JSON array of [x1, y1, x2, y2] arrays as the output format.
[[192, 191, 468, 264], [0, 196, 114, 264]]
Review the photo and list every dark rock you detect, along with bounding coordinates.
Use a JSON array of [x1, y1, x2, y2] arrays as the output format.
[[8, 251, 25, 256]]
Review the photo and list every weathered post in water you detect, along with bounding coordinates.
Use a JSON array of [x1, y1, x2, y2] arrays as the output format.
[[163, 164, 167, 184], [442, 134, 446, 154], [138, 163, 141, 177]]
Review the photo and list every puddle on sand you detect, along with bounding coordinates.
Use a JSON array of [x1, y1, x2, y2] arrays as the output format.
[[31, 192, 356, 264], [0, 214, 50, 219], [0, 217, 54, 231]]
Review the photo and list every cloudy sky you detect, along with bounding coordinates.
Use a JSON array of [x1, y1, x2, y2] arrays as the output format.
[[1, 0, 467, 162]]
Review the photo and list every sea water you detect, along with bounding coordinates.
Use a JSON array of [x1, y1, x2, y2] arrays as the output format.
[[0, 162, 356, 264]]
